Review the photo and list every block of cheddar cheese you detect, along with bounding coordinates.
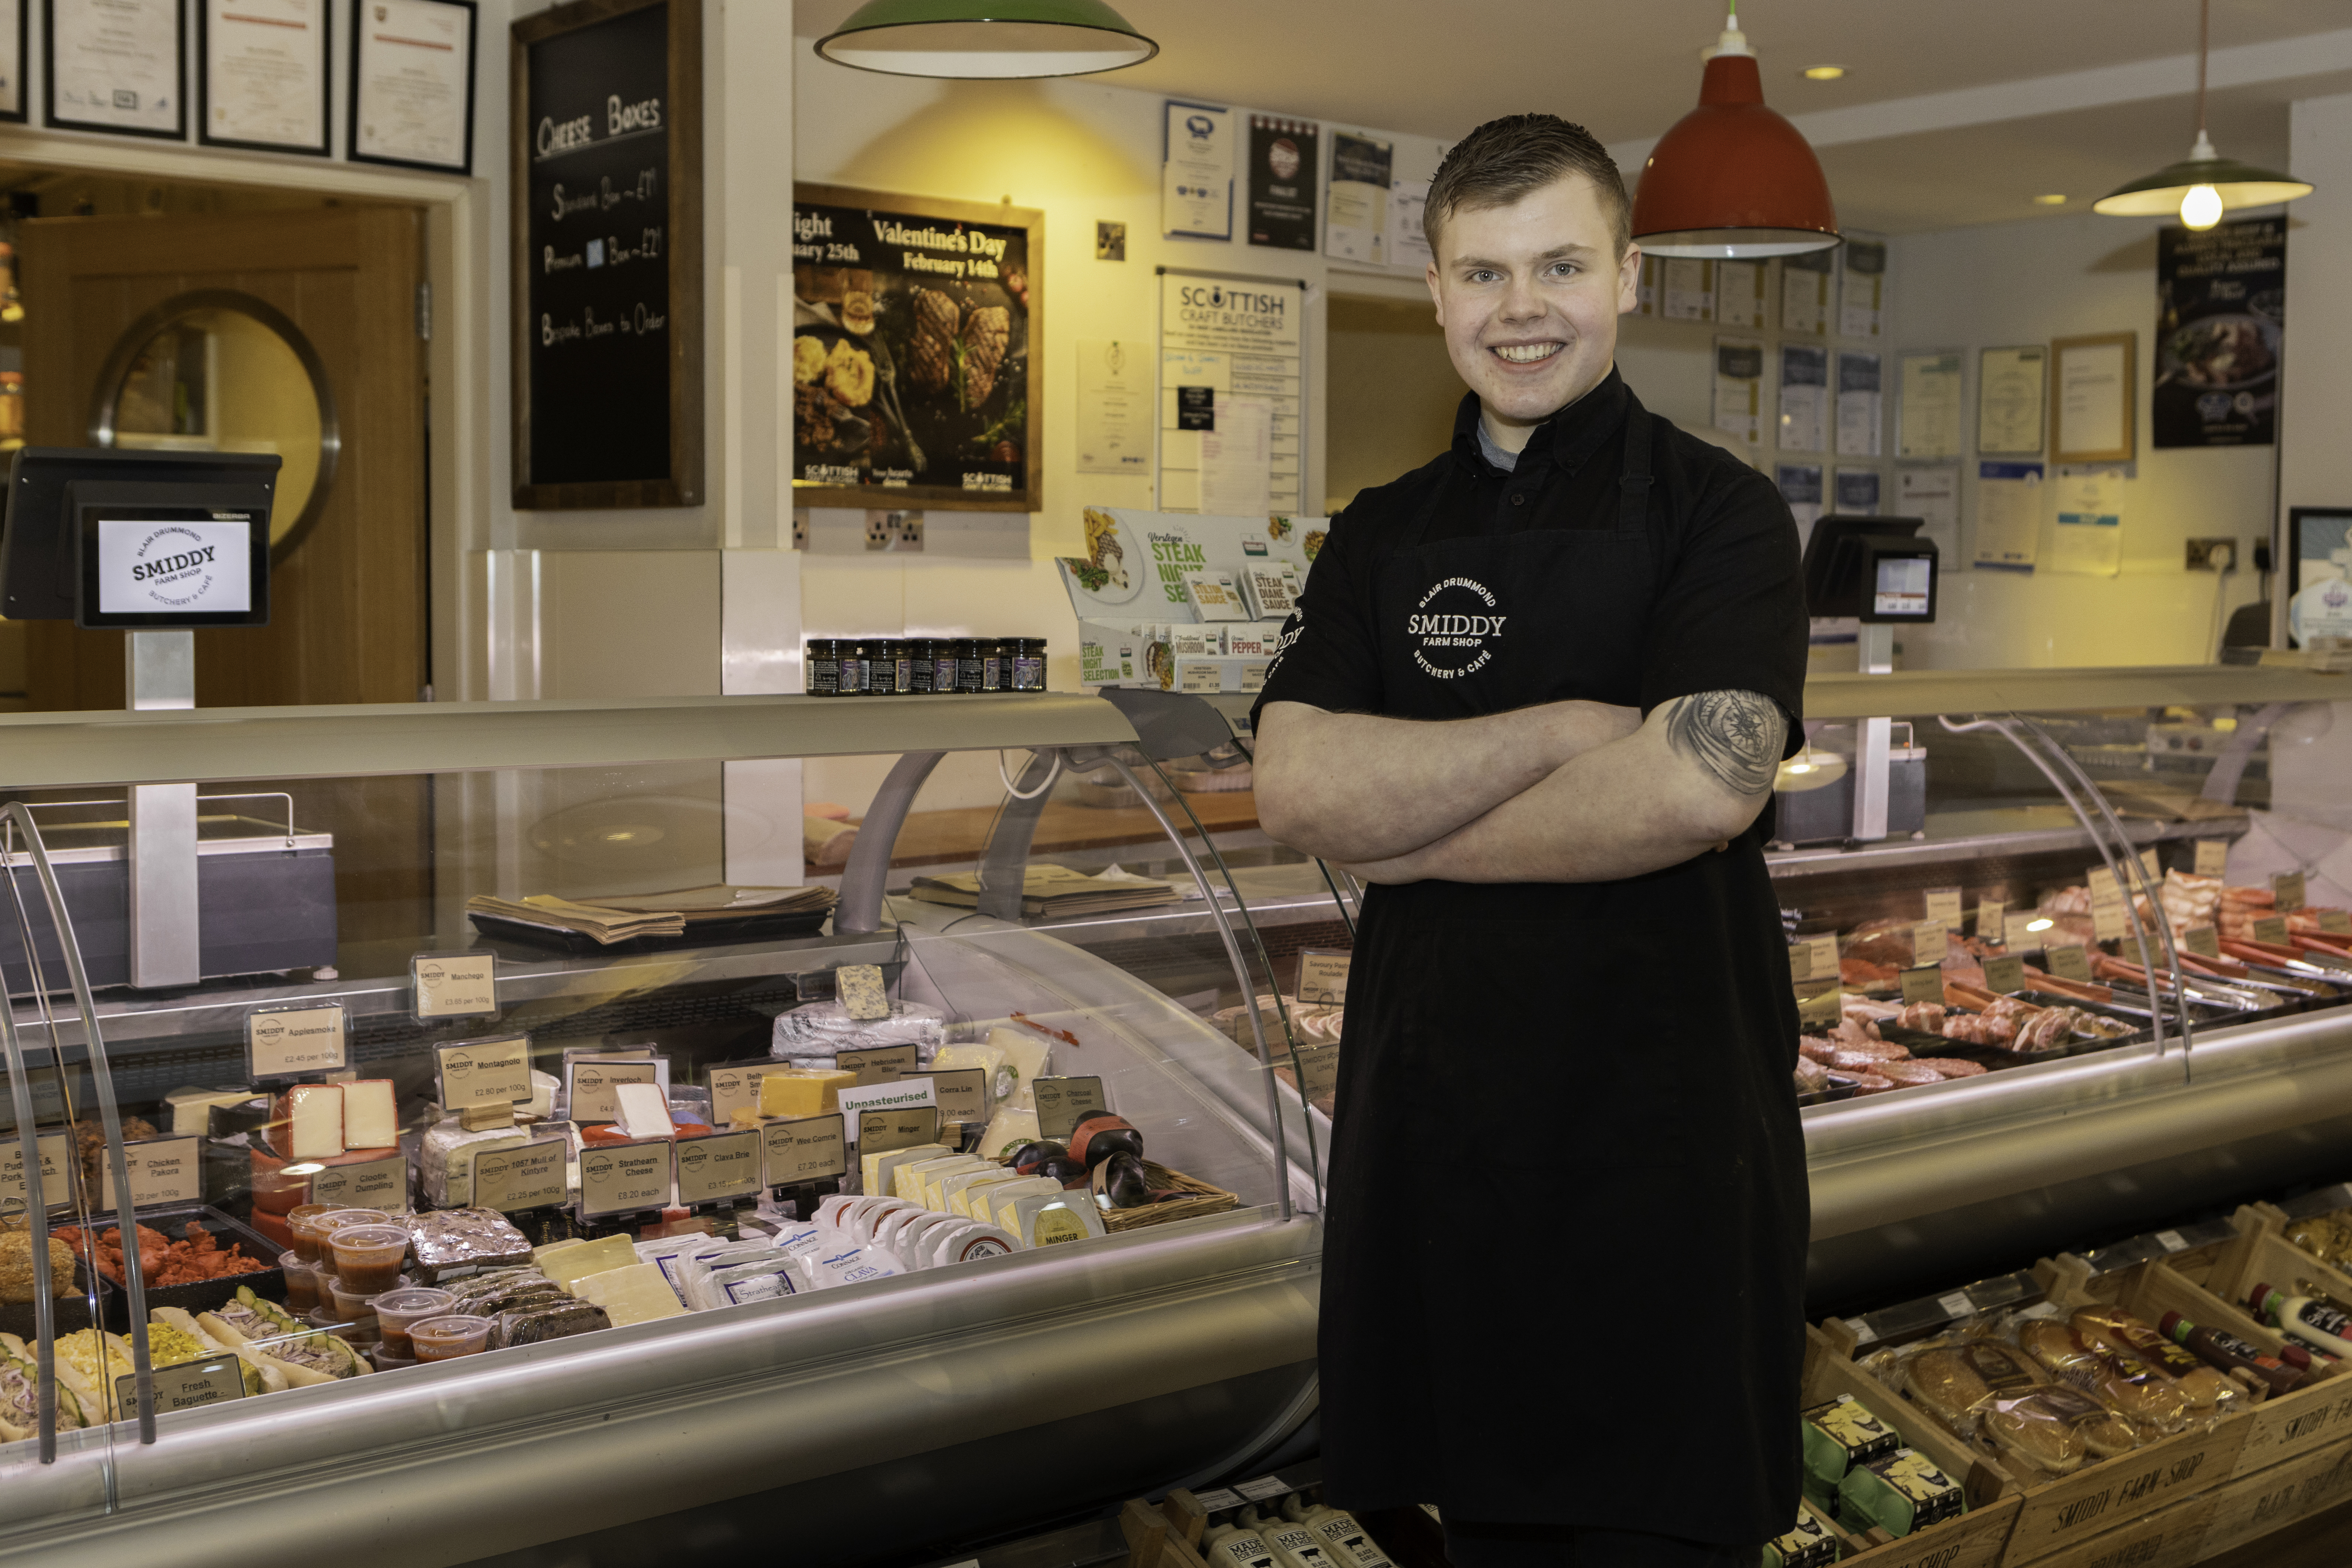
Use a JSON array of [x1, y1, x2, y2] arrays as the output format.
[[758, 1068, 858, 1120]]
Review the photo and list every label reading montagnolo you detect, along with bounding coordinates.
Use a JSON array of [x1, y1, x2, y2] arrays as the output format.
[[246, 1004, 348, 1078], [412, 952, 499, 1020], [434, 1035, 534, 1109]]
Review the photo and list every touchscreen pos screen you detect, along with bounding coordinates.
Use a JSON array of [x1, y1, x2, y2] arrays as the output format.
[[77, 506, 270, 628], [1871, 555, 1933, 618]]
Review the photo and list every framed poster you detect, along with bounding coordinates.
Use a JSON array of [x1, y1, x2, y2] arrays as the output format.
[[2155, 216, 2283, 449], [2287, 507, 2352, 650], [511, 0, 703, 510], [0, 0, 27, 123], [201, 0, 330, 156], [1976, 345, 2046, 456], [1246, 115, 1316, 250], [2050, 331, 2136, 464], [789, 183, 1043, 513], [349, 0, 478, 174], [46, 0, 187, 139]]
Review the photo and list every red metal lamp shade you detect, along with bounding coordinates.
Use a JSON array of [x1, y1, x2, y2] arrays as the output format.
[[1632, 47, 1840, 259]]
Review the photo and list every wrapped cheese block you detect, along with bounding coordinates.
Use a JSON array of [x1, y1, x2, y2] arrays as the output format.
[[758, 1068, 858, 1119], [537, 1234, 639, 1292], [859, 1141, 949, 1197], [570, 1263, 685, 1326], [770, 998, 944, 1067]]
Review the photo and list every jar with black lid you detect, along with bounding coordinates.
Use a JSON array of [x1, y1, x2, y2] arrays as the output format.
[[950, 638, 984, 693], [806, 639, 842, 696], [867, 639, 907, 695], [978, 639, 1006, 692], [837, 639, 868, 696], [905, 637, 943, 694], [1007, 638, 1047, 691]]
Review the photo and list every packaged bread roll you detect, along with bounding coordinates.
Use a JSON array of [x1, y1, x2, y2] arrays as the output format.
[[1901, 1340, 2045, 1436], [1981, 1386, 2140, 1476], [2069, 1305, 2243, 1414], [2018, 1318, 2190, 1434]]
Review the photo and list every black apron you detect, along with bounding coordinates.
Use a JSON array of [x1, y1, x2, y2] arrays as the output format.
[[1316, 393, 1809, 1545]]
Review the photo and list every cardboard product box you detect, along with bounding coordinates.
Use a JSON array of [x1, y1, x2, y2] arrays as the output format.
[[1078, 620, 1141, 687]]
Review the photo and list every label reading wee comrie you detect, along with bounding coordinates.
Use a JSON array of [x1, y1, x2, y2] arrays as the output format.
[[1976, 898, 2006, 942], [101, 1135, 203, 1210], [1032, 1075, 1109, 1141], [1898, 965, 1945, 1007], [565, 1056, 665, 1124], [2047, 945, 2095, 983], [308, 1153, 406, 1210], [856, 1106, 941, 1155], [2253, 915, 2291, 946], [1911, 920, 1947, 962], [577, 1138, 673, 1218], [762, 1112, 847, 1185], [906, 1068, 989, 1125], [835, 1043, 919, 1086], [1297, 950, 1351, 1007], [472, 1138, 569, 1213], [674, 1128, 763, 1205], [2274, 871, 2308, 913], [705, 1060, 800, 1128], [0, 1130, 73, 1212], [434, 1035, 534, 1110], [246, 1004, 347, 1078], [1983, 954, 2027, 995], [2184, 925, 2222, 959], [2195, 838, 2229, 878], [1922, 887, 1963, 925], [118, 1356, 246, 1416], [1294, 1043, 1340, 1100], [2087, 867, 2130, 942], [411, 951, 498, 1021]]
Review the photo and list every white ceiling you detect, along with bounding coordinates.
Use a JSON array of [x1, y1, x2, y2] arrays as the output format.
[[793, 0, 2352, 232]]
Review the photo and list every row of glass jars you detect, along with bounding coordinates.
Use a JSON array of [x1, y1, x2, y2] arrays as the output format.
[[805, 637, 1047, 696]]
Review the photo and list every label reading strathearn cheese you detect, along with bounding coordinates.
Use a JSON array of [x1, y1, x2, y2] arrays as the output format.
[[412, 952, 498, 1019], [578, 1139, 672, 1217], [247, 1004, 348, 1077], [434, 1035, 534, 1108]]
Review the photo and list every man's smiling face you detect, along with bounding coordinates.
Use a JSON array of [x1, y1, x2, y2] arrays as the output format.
[[1426, 173, 1638, 451]]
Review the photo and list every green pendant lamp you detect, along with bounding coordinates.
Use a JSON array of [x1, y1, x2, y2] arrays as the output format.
[[816, 0, 1158, 79], [2095, 0, 2312, 229]]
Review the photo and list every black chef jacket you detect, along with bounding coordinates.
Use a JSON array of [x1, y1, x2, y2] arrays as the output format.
[[1252, 369, 1811, 1545]]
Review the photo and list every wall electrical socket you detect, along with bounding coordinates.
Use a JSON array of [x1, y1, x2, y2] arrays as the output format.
[[865, 509, 924, 552], [2185, 537, 2238, 572]]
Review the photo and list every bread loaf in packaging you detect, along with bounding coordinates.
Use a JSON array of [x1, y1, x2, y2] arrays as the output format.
[[2069, 1305, 2242, 1414], [1902, 1340, 2044, 1436], [2018, 1318, 2190, 1434], [1981, 1386, 2141, 1476]]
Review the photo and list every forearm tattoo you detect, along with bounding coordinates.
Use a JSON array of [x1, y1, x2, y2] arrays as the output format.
[[1665, 691, 1786, 796]]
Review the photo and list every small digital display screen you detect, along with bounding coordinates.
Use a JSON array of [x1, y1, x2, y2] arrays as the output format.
[[96, 516, 254, 615], [1873, 555, 1932, 618]]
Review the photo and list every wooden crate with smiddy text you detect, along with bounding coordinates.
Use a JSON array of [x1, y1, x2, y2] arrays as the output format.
[[2193, 1430, 2352, 1560], [2007, 1492, 2214, 1568]]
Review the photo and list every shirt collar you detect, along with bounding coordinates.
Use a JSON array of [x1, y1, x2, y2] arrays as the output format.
[[1452, 367, 1630, 477]]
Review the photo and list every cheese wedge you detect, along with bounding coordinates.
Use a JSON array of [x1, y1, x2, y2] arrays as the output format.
[[924, 1160, 994, 1212], [836, 964, 891, 1020], [571, 1262, 686, 1326], [342, 1080, 399, 1149], [859, 1142, 948, 1197], [759, 1068, 858, 1119], [533, 1236, 594, 1263], [894, 1154, 978, 1204], [539, 1234, 639, 1292], [1011, 1190, 1104, 1247], [986, 1177, 1066, 1232], [984, 1025, 1053, 1110], [615, 1082, 674, 1140], [166, 1086, 260, 1137], [951, 1170, 1030, 1219], [278, 1084, 344, 1159]]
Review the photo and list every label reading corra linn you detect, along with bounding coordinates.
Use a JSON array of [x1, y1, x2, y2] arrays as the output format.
[[835, 1043, 919, 1086], [1922, 887, 1963, 925], [117, 1356, 246, 1417], [308, 1153, 406, 1210], [906, 1068, 989, 1125], [577, 1139, 672, 1218], [2253, 915, 2291, 946], [1297, 950, 1351, 1006], [763, 1113, 847, 1185], [412, 952, 498, 1020], [565, 1056, 663, 1124], [1032, 1076, 1108, 1140], [1294, 1043, 1340, 1100], [1982, 954, 2027, 995], [1976, 898, 2006, 942], [1910, 920, 1946, 962], [434, 1035, 534, 1108], [2195, 839, 2229, 878], [0, 1130, 73, 1212], [705, 1060, 800, 1127], [472, 1138, 569, 1212], [2274, 871, 2308, 913], [1898, 965, 1944, 1007], [676, 1128, 762, 1205], [246, 1004, 348, 1078], [2184, 925, 2222, 959], [2047, 944, 2094, 983], [102, 1135, 202, 1209], [856, 1106, 941, 1155]]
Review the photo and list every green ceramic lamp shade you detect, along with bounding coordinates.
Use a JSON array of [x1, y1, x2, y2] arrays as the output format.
[[2094, 0, 2312, 229], [816, 0, 1159, 78]]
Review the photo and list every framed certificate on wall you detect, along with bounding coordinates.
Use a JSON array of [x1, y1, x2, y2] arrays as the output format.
[[45, 0, 187, 139], [349, 0, 477, 174], [2051, 331, 2137, 465], [0, 1, 28, 123], [200, 0, 331, 156]]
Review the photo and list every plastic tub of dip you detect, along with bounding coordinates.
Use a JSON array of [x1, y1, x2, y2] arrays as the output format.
[[277, 1250, 322, 1314], [371, 1287, 455, 1359], [328, 1225, 412, 1294], [408, 1313, 492, 1363], [284, 1205, 332, 1262], [328, 1272, 412, 1322], [372, 1343, 416, 1372]]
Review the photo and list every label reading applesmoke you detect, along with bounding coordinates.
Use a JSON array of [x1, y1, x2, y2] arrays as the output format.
[[675, 1128, 762, 1205], [102, 1135, 202, 1209], [906, 1067, 988, 1124], [762, 1112, 847, 1184], [2046, 945, 2094, 982], [308, 1153, 406, 1210], [1297, 951, 1351, 1006], [246, 1004, 347, 1077], [578, 1139, 672, 1217], [1032, 1076, 1108, 1140], [472, 1138, 569, 1212], [412, 952, 498, 1019], [119, 1357, 246, 1415], [836, 1043, 919, 1086], [434, 1035, 534, 1108]]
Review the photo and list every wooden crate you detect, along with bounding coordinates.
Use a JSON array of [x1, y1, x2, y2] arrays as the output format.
[[2203, 1202, 2352, 1323], [2194, 1434, 2352, 1560], [2018, 1493, 2213, 1568]]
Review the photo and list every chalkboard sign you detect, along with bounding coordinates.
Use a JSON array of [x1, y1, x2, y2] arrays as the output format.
[[510, 0, 702, 509]]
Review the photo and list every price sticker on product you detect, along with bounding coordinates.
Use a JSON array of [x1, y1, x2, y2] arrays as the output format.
[[472, 1138, 570, 1213], [836, 1043, 919, 1086], [1982, 954, 2027, 995], [2194, 839, 2230, 878], [2087, 868, 2130, 942], [1911, 920, 1947, 963], [308, 1153, 407, 1211], [577, 1138, 674, 1218], [119, 1357, 247, 1416], [2253, 915, 2291, 946], [2184, 925, 2222, 959], [2046, 945, 2094, 983], [1032, 1076, 1109, 1140], [101, 1135, 202, 1210], [2274, 871, 2308, 913], [705, 1060, 801, 1128], [762, 1113, 848, 1185], [905, 1068, 989, 1125], [1897, 965, 1944, 1007], [2154, 1229, 2189, 1253], [433, 1035, 534, 1110], [855, 1106, 941, 1155], [0, 1130, 73, 1213], [1975, 899, 2006, 943], [411, 951, 499, 1021], [674, 1128, 763, 1205], [1922, 887, 1963, 925], [2324, 911, 2352, 936], [1936, 1291, 1975, 1322], [1293, 1043, 1340, 1101], [246, 1003, 348, 1078], [1297, 950, 1352, 1007]]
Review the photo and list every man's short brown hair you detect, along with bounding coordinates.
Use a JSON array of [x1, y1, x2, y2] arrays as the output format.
[[1423, 113, 1631, 262]]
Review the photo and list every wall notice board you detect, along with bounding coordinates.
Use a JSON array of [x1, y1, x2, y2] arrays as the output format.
[[510, 0, 702, 510]]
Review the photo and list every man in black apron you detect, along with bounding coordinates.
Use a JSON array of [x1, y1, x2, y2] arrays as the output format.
[[1252, 115, 1809, 1567]]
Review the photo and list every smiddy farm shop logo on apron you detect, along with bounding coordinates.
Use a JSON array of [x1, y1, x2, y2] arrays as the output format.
[[1407, 577, 1505, 678]]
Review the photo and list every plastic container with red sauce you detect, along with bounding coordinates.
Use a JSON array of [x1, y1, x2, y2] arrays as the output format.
[[328, 1225, 413, 1294], [328, 1272, 414, 1322], [277, 1250, 322, 1314], [372, 1287, 457, 1359], [408, 1314, 492, 1362], [283, 1205, 332, 1262]]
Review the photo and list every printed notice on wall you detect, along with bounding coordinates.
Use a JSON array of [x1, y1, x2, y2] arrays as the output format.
[[1159, 272, 1304, 515], [1199, 394, 1272, 518], [1715, 260, 1765, 329], [2049, 468, 2125, 577], [1777, 464, 1824, 533], [1898, 350, 1965, 460], [1833, 469, 1881, 516], [1779, 345, 1828, 453], [1835, 351, 1883, 458], [1386, 178, 1432, 271], [1713, 338, 1765, 452], [1975, 461, 2044, 570], [1897, 465, 1961, 561], [1076, 340, 1151, 476], [1662, 258, 1715, 322], [1781, 250, 1833, 336], [1324, 131, 1392, 264], [2155, 216, 2284, 449], [1246, 116, 1318, 250], [1162, 101, 1233, 240], [1840, 240, 1886, 338]]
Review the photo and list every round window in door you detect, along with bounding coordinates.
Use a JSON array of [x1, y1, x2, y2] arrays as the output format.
[[87, 290, 341, 564]]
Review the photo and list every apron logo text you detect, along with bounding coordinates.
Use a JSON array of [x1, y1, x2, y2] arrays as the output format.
[[1408, 577, 1503, 679]]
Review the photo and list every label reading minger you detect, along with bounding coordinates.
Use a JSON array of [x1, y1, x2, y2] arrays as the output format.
[[247, 1004, 347, 1078]]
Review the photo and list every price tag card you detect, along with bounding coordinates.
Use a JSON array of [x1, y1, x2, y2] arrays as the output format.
[[1922, 887, 1963, 925], [0, 1130, 73, 1212], [2087, 867, 2129, 942], [1975, 899, 2006, 942], [1936, 1291, 1975, 1321], [1982, 954, 2027, 995], [246, 1003, 347, 1078], [906, 1068, 989, 1125], [565, 1056, 667, 1125], [0, 1069, 87, 1134], [1032, 1075, 1109, 1140], [762, 1113, 847, 1185], [2274, 871, 2308, 912], [675, 1129, 763, 1205], [2154, 1229, 2189, 1253], [1297, 950, 1351, 1006], [2323, 911, 2352, 935], [1787, 943, 1813, 983], [433, 1035, 534, 1110], [2047, 945, 2094, 983], [1911, 920, 1947, 961], [411, 951, 498, 1021], [119, 1356, 246, 1416], [2140, 848, 2162, 882], [855, 1105, 940, 1156], [472, 1138, 570, 1213], [705, 1060, 801, 1128], [1795, 981, 1841, 1028], [2195, 839, 2230, 878], [308, 1154, 406, 1211], [1294, 1043, 1340, 1100], [2005, 912, 2049, 950], [1898, 965, 1945, 1007], [1805, 934, 1839, 984], [102, 1135, 203, 1210], [577, 1138, 674, 1218], [1232, 1475, 1295, 1503], [2184, 925, 2221, 959], [2252, 915, 2291, 946], [836, 1043, 919, 1086]]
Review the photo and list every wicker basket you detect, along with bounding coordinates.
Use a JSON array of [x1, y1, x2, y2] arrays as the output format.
[[1099, 1160, 1241, 1233]]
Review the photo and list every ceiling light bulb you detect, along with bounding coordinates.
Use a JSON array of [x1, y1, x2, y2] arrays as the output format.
[[1802, 65, 1845, 80], [2032, 194, 2068, 206], [2180, 182, 2224, 229]]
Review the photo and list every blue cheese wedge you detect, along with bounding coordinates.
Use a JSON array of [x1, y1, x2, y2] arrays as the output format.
[[835, 964, 890, 1021]]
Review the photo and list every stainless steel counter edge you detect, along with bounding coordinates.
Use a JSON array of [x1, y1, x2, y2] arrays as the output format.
[[0, 1210, 1323, 1568], [1801, 665, 2349, 721]]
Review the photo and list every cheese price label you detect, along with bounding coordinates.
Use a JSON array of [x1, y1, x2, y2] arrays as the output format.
[[246, 1004, 347, 1078], [836, 1043, 919, 1086], [2184, 925, 2222, 959], [674, 1129, 763, 1205], [2323, 911, 2352, 936], [763, 1113, 847, 1184], [1982, 954, 2027, 995], [308, 1153, 406, 1210], [1922, 887, 1963, 925], [101, 1135, 202, 1210], [2194, 839, 2229, 878], [906, 1068, 989, 1124], [1297, 950, 1352, 1007], [565, 1057, 663, 1124], [0, 1130, 72, 1212], [434, 1035, 533, 1108], [1898, 965, 1945, 1007], [2253, 915, 2291, 946], [119, 1357, 246, 1416], [2087, 868, 2130, 942], [2046, 945, 2094, 983], [577, 1139, 673, 1217], [411, 952, 498, 1020], [472, 1139, 569, 1212], [1293, 1043, 1340, 1101], [2274, 871, 2308, 913], [1032, 1076, 1108, 1140], [706, 1060, 797, 1127], [1975, 899, 2006, 942], [1911, 920, 1947, 962], [856, 1106, 940, 1155]]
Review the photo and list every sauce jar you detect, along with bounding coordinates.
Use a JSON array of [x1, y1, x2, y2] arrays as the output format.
[[1008, 638, 1047, 691], [905, 637, 943, 694], [408, 1314, 493, 1362], [978, 639, 1006, 692], [867, 639, 906, 695], [836, 639, 868, 696], [805, 639, 841, 696], [328, 1224, 413, 1295], [950, 638, 984, 693], [371, 1287, 456, 1359]]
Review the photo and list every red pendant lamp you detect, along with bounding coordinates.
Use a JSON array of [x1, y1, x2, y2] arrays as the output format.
[[1631, 5, 1841, 259]]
